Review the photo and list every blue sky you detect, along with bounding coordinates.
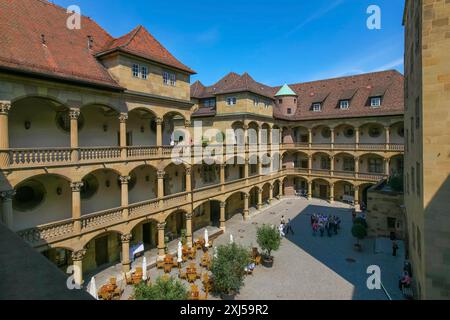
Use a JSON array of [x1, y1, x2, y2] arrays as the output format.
[[53, 0, 405, 86]]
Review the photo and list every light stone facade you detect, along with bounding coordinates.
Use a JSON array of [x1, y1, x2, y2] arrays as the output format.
[[403, 0, 450, 300]]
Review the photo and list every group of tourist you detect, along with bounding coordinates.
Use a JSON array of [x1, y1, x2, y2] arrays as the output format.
[[279, 216, 294, 237], [310, 214, 342, 237]]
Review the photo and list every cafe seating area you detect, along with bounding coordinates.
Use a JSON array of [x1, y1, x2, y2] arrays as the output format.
[[98, 277, 123, 300]]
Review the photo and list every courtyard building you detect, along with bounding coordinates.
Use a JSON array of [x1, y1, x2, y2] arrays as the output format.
[[403, 0, 450, 299], [0, 0, 404, 288]]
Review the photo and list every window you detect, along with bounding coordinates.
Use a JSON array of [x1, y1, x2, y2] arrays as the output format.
[[368, 158, 383, 173], [163, 71, 176, 86], [415, 97, 420, 129], [264, 102, 270, 109], [321, 128, 331, 138], [344, 184, 354, 196], [320, 157, 331, 170], [370, 97, 382, 107], [416, 162, 421, 195], [132, 64, 140, 78], [287, 108, 292, 114], [339, 100, 349, 109], [313, 103, 322, 112], [226, 97, 237, 106], [202, 98, 216, 108], [278, 99, 283, 104], [253, 98, 259, 106], [343, 157, 355, 171], [368, 126, 382, 138], [344, 127, 355, 138], [141, 66, 148, 80]]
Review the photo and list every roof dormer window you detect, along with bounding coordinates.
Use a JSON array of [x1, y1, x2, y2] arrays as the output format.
[[226, 97, 237, 106], [132, 64, 140, 78], [339, 100, 349, 109], [370, 96, 382, 108], [312, 103, 322, 112]]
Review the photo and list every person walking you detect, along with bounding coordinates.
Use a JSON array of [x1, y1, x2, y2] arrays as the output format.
[[319, 222, 325, 237], [392, 241, 399, 257], [285, 218, 295, 235], [278, 224, 285, 238], [281, 215, 286, 226]]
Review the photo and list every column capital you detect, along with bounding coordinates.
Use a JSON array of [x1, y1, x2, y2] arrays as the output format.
[[186, 213, 193, 220], [119, 176, 131, 184], [69, 109, 81, 120], [185, 167, 192, 175], [220, 163, 227, 169], [220, 201, 226, 208], [269, 184, 274, 190], [243, 124, 249, 130], [118, 113, 128, 123], [71, 249, 87, 261], [121, 233, 133, 243], [0, 190, 15, 200], [157, 222, 166, 230], [184, 120, 192, 128], [156, 117, 163, 125], [244, 193, 249, 199], [70, 182, 84, 192], [157, 170, 166, 179], [0, 101, 11, 115]]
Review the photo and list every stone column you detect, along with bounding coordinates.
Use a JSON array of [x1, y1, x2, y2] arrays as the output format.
[[156, 118, 163, 154], [257, 157, 262, 176], [278, 180, 283, 199], [385, 126, 390, 150], [220, 202, 226, 231], [121, 233, 132, 273], [329, 183, 335, 203], [354, 186, 361, 211], [244, 158, 249, 179], [69, 109, 80, 162], [185, 167, 192, 202], [120, 176, 130, 219], [268, 127, 273, 148], [330, 156, 335, 176], [355, 157, 360, 179], [157, 222, 166, 258], [0, 101, 11, 167], [355, 127, 360, 150], [243, 194, 249, 220], [384, 158, 390, 176], [308, 155, 313, 175], [330, 128, 335, 150], [220, 164, 226, 190], [243, 124, 249, 152], [71, 182, 83, 234], [257, 189, 263, 210], [157, 170, 165, 207], [308, 128, 313, 149], [119, 113, 128, 160], [186, 213, 193, 248], [71, 249, 86, 288], [0, 190, 15, 229], [268, 185, 274, 204], [307, 181, 313, 200]]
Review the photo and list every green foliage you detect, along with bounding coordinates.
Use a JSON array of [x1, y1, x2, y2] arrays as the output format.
[[351, 223, 367, 242], [180, 229, 187, 245], [353, 217, 368, 229], [134, 276, 188, 300], [211, 243, 251, 295], [256, 224, 281, 257]]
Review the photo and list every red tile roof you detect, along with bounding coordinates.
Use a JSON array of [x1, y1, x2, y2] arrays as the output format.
[[192, 70, 404, 120], [98, 25, 196, 74], [0, 0, 194, 90]]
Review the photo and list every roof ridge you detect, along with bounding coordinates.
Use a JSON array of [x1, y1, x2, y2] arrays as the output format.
[[119, 25, 143, 49]]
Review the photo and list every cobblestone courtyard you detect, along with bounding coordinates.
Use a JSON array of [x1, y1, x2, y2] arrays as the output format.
[[213, 198, 405, 300], [97, 198, 405, 300]]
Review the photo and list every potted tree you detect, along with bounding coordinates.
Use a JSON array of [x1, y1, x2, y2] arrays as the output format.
[[351, 223, 367, 251], [210, 243, 250, 300], [133, 276, 188, 300], [256, 224, 281, 268]]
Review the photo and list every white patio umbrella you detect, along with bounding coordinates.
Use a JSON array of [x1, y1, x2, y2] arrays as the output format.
[[230, 234, 234, 244], [204, 229, 209, 248], [142, 257, 148, 281], [213, 246, 218, 259], [88, 277, 98, 300], [177, 241, 183, 263]]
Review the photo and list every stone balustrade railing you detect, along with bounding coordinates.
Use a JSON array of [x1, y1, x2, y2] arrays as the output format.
[[1, 143, 404, 169], [16, 219, 74, 245], [80, 207, 123, 231]]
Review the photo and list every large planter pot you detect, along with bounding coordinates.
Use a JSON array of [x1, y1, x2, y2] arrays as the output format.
[[262, 255, 274, 268], [220, 292, 236, 300]]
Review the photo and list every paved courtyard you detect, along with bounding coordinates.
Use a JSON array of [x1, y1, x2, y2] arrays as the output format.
[[90, 198, 405, 300]]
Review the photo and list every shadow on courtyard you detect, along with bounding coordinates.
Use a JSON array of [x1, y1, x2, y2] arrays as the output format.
[[284, 203, 404, 300]]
